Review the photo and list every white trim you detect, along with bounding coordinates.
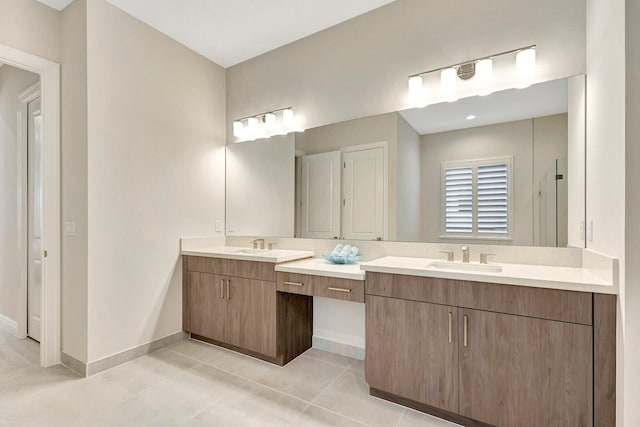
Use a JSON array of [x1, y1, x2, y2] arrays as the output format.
[[17, 83, 41, 340], [0, 313, 19, 337], [341, 141, 389, 240], [0, 43, 61, 368]]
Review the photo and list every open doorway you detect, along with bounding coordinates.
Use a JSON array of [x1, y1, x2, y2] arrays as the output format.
[[0, 43, 61, 368], [0, 63, 42, 359]]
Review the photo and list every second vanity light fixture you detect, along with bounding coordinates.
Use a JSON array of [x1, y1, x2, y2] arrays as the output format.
[[408, 45, 536, 105], [233, 107, 297, 142]]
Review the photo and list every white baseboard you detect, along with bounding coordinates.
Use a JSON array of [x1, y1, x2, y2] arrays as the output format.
[[0, 313, 19, 337], [312, 336, 365, 360]]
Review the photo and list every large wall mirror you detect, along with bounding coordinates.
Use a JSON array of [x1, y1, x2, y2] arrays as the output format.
[[226, 74, 586, 248]]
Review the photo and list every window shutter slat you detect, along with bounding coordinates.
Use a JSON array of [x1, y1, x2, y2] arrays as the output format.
[[444, 166, 473, 233], [477, 163, 509, 234]]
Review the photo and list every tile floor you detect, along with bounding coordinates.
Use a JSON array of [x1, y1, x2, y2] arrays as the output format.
[[0, 330, 459, 426]]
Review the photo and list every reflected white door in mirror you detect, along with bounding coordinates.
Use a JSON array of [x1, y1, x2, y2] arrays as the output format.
[[298, 142, 387, 241]]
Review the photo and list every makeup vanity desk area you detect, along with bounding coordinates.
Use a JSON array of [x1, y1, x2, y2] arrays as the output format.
[[181, 249, 617, 427]]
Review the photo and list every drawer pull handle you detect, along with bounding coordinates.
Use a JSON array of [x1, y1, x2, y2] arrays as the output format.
[[227, 279, 230, 300], [221, 279, 225, 299], [328, 287, 351, 293], [284, 281, 304, 287], [463, 315, 468, 347], [448, 312, 452, 344]]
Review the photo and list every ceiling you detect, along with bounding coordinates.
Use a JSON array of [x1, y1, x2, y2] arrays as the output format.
[[36, 0, 396, 68], [400, 78, 569, 135]]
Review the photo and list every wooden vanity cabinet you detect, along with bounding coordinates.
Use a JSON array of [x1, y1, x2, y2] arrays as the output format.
[[458, 308, 593, 427], [183, 256, 311, 365], [366, 295, 458, 413], [365, 272, 613, 427]]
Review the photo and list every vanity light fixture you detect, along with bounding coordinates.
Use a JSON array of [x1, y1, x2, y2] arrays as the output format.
[[408, 44, 536, 103], [232, 120, 244, 137], [475, 58, 493, 96], [232, 107, 298, 142], [515, 47, 536, 88], [408, 75, 423, 99], [466, 115, 476, 120]]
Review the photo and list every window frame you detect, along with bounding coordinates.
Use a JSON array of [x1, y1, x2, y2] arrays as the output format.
[[440, 156, 513, 240]]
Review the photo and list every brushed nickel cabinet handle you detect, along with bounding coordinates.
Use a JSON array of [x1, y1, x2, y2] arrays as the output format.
[[220, 279, 224, 299], [284, 281, 304, 287], [328, 287, 351, 293], [226, 279, 230, 300], [463, 315, 468, 347], [448, 312, 452, 344]]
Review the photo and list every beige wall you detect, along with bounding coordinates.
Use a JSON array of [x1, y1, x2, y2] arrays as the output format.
[[227, 0, 585, 138], [396, 114, 421, 241], [226, 135, 295, 237], [585, 0, 627, 424], [626, 0, 639, 424], [421, 115, 567, 246], [0, 0, 61, 63], [0, 64, 39, 328], [85, 0, 226, 362], [61, 0, 88, 363]]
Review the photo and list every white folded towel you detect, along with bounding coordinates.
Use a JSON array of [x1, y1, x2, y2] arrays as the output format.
[[349, 246, 359, 256], [331, 244, 344, 255], [339, 245, 352, 256]]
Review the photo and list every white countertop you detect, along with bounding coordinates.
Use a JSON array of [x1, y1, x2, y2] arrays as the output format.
[[181, 246, 314, 263], [275, 258, 365, 281], [359, 256, 617, 294]]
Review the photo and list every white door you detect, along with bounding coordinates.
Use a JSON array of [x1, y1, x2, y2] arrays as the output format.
[[342, 147, 385, 240], [27, 97, 43, 342], [300, 151, 341, 239]]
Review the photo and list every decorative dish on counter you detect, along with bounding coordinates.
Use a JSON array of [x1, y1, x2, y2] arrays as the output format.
[[323, 244, 362, 264], [322, 253, 363, 264]]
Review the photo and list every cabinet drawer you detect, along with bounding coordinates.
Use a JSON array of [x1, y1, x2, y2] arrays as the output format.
[[185, 256, 276, 282], [276, 272, 315, 296], [277, 272, 365, 303], [366, 272, 457, 306], [458, 281, 592, 325], [314, 277, 364, 303]]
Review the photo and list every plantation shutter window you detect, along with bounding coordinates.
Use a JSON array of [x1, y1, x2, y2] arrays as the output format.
[[441, 157, 512, 239]]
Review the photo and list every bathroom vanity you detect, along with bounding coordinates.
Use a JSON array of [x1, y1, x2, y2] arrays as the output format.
[[360, 257, 616, 427], [181, 242, 616, 427]]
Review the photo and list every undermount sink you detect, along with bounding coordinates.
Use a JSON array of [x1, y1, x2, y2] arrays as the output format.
[[428, 261, 503, 273], [233, 248, 269, 254]]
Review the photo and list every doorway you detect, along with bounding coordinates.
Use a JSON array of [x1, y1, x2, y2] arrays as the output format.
[[0, 43, 61, 368]]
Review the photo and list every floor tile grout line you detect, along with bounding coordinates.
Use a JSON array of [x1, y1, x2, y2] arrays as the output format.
[[310, 360, 352, 405]]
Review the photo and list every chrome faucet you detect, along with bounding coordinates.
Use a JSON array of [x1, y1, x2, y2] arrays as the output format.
[[461, 246, 470, 263], [251, 239, 265, 250]]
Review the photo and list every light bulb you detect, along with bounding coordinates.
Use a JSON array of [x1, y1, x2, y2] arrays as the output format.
[[475, 59, 493, 96], [232, 120, 244, 137], [516, 48, 536, 88], [264, 113, 276, 130], [441, 67, 457, 92], [408, 75, 423, 99], [282, 109, 294, 126]]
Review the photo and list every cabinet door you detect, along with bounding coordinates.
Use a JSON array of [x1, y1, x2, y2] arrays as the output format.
[[225, 277, 277, 357], [365, 295, 458, 412], [459, 309, 592, 427], [188, 272, 226, 343]]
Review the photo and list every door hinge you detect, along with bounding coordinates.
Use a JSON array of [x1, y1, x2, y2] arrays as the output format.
[[44, 250, 48, 258], [555, 174, 564, 180], [343, 199, 346, 206], [343, 162, 346, 168]]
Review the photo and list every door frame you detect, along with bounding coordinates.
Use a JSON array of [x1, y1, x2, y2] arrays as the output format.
[[17, 82, 41, 340], [341, 141, 389, 240], [1, 43, 61, 368]]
